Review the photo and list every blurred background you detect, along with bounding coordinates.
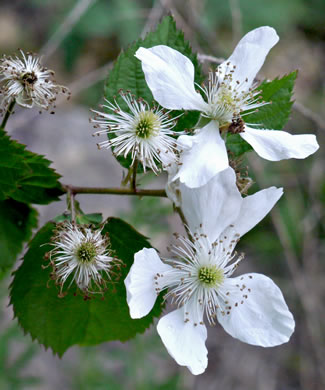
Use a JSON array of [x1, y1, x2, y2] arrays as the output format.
[[0, 0, 324, 389]]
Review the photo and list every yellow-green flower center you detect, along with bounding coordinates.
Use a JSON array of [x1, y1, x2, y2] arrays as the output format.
[[135, 111, 160, 139], [76, 241, 97, 263], [198, 265, 224, 287]]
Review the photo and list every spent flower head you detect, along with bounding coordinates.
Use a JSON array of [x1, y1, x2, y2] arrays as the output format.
[[91, 91, 180, 174], [48, 222, 117, 294], [0, 50, 69, 112]]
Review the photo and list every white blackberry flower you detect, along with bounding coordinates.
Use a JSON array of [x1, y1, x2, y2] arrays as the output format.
[[125, 168, 295, 375], [91, 91, 180, 174], [136, 27, 319, 188], [0, 50, 69, 112]]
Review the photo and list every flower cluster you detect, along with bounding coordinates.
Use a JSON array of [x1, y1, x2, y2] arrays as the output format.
[[0, 50, 69, 113], [7, 26, 318, 376], [122, 26, 319, 375]]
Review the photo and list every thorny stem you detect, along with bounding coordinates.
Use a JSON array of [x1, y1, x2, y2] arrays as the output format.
[[62, 184, 167, 198], [0, 99, 16, 130], [67, 187, 76, 222]]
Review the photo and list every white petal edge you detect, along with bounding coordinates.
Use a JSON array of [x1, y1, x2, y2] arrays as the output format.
[[241, 126, 319, 161], [135, 46, 208, 111], [124, 248, 172, 319], [157, 307, 208, 375], [218, 26, 279, 90], [217, 273, 295, 347], [180, 166, 242, 242], [173, 120, 229, 188], [233, 186, 283, 238]]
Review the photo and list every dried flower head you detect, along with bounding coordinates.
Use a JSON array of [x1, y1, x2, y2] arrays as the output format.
[[0, 50, 69, 112], [48, 222, 117, 294]]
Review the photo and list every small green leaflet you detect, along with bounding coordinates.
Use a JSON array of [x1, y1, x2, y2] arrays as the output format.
[[10, 217, 164, 356], [244, 71, 297, 130], [0, 199, 38, 270], [227, 71, 297, 156], [0, 131, 63, 204], [104, 15, 202, 170]]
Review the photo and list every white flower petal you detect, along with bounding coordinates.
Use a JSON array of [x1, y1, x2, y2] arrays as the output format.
[[217, 273, 295, 347], [219, 26, 279, 90], [232, 186, 283, 238], [180, 167, 242, 241], [135, 46, 208, 111], [125, 248, 172, 319], [173, 120, 229, 188], [157, 307, 208, 375], [241, 126, 319, 161]]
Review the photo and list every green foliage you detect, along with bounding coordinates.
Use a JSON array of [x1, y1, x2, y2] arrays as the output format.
[[0, 132, 63, 204], [245, 71, 297, 130], [104, 15, 202, 170], [226, 133, 253, 157], [0, 200, 38, 270], [10, 217, 163, 356], [0, 323, 41, 389], [120, 196, 172, 236], [227, 71, 297, 156], [70, 332, 182, 390]]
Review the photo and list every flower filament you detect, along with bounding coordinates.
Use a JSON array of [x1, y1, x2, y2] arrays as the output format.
[[197, 62, 268, 126]]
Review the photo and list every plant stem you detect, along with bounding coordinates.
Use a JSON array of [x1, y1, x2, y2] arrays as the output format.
[[131, 159, 138, 191], [63, 184, 167, 198], [0, 99, 16, 130], [175, 206, 194, 243]]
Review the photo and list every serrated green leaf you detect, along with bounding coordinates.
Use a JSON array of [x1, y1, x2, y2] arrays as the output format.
[[104, 15, 202, 170], [245, 71, 297, 130], [10, 217, 163, 356], [0, 131, 64, 204], [0, 199, 38, 270], [226, 71, 297, 157]]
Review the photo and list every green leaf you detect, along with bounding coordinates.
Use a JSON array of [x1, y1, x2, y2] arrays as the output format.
[[0, 131, 64, 204], [226, 133, 253, 157], [10, 217, 163, 356], [227, 71, 297, 157], [0, 199, 38, 270], [104, 15, 203, 170], [244, 71, 297, 130]]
